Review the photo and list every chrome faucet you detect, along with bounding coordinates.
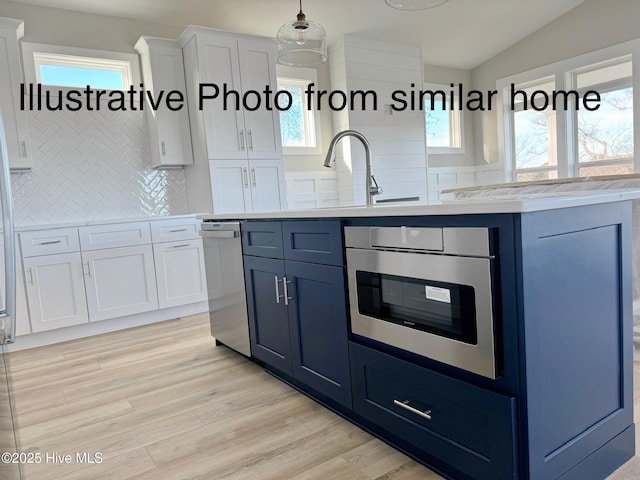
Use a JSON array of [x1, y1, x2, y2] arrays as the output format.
[[323, 130, 382, 206]]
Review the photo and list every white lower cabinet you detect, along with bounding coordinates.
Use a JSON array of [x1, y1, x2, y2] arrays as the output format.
[[153, 239, 207, 309], [82, 245, 159, 322], [22, 253, 89, 332]]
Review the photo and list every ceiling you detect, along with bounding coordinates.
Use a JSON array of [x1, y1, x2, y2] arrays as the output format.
[[7, 0, 587, 69]]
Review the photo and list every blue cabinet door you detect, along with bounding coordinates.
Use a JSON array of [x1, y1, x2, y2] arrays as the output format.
[[243, 255, 292, 375], [285, 260, 352, 408], [241, 221, 284, 258]]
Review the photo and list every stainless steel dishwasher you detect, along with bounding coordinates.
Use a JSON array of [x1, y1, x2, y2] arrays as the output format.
[[200, 221, 251, 357]]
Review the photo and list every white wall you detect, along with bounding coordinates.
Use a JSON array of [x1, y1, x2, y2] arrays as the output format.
[[1, 1, 190, 225], [329, 35, 428, 205], [0, 0, 182, 52], [472, 0, 640, 167]]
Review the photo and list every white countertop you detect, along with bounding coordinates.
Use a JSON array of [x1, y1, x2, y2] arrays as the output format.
[[15, 214, 203, 232], [198, 189, 640, 221]]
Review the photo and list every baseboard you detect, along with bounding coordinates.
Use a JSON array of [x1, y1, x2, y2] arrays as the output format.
[[5, 301, 208, 352]]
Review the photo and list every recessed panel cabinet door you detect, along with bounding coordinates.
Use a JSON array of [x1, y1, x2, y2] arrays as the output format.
[[210, 160, 252, 214], [285, 260, 352, 408], [153, 239, 207, 309], [238, 39, 282, 159], [22, 253, 89, 332], [243, 255, 291, 375], [249, 160, 286, 212], [199, 37, 246, 160], [82, 245, 158, 322]]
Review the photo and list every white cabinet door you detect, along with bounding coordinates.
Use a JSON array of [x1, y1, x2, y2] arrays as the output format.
[[198, 35, 246, 160], [209, 160, 252, 213], [153, 239, 207, 309], [135, 37, 193, 167], [82, 245, 158, 322], [0, 19, 32, 170], [249, 159, 287, 212], [22, 253, 89, 332], [238, 38, 283, 159]]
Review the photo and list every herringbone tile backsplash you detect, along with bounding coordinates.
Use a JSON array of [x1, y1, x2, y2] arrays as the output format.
[[11, 108, 189, 226]]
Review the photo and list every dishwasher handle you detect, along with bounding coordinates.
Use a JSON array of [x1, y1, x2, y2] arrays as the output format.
[[199, 230, 239, 239]]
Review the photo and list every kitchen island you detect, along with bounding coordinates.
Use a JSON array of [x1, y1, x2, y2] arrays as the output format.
[[199, 190, 640, 480]]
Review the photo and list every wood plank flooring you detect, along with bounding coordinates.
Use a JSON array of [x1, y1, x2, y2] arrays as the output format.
[[3, 313, 639, 480]]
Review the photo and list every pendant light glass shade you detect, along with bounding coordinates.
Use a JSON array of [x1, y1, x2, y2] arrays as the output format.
[[385, 0, 449, 10], [277, 2, 327, 67]]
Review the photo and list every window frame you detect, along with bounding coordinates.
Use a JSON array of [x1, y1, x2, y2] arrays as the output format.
[[276, 65, 323, 156], [21, 42, 139, 92], [497, 39, 640, 183], [424, 82, 465, 155]]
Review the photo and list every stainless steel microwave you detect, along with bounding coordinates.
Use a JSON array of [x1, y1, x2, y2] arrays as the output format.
[[345, 226, 498, 379]]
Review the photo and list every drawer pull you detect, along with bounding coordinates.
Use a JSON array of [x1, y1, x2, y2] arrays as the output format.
[[171, 244, 190, 249], [394, 400, 432, 420], [38, 240, 62, 245], [169, 228, 188, 233]]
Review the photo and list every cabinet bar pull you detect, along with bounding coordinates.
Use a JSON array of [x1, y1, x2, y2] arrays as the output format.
[[248, 130, 254, 151], [282, 276, 292, 306], [239, 130, 246, 150], [169, 228, 188, 233], [161, 141, 166, 155], [21, 141, 27, 157], [243, 168, 249, 187], [27, 268, 34, 285], [83, 262, 91, 277], [393, 400, 432, 420], [274, 275, 281, 304], [171, 244, 190, 248], [38, 240, 62, 245], [250, 167, 256, 187]]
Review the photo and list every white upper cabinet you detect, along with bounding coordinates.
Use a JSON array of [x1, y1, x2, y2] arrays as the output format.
[[0, 18, 32, 170], [135, 36, 194, 168], [181, 28, 283, 161], [237, 38, 282, 159]]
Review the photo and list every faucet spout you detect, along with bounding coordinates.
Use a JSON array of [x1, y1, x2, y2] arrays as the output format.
[[323, 130, 382, 205]]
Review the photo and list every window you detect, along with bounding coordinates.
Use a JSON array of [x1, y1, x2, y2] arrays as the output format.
[[276, 65, 322, 155], [278, 77, 317, 149], [574, 61, 634, 177], [424, 84, 464, 154], [34, 52, 131, 90], [511, 78, 558, 181], [22, 43, 138, 91], [498, 41, 639, 182]]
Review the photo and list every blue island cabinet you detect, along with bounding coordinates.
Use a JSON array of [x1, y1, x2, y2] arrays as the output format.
[[239, 200, 636, 480], [243, 220, 352, 408]]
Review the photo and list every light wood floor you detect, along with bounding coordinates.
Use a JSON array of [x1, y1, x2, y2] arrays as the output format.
[[4, 313, 640, 480]]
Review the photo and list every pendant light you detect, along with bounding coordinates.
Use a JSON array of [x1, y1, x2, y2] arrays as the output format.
[[277, 0, 327, 67], [385, 0, 449, 11]]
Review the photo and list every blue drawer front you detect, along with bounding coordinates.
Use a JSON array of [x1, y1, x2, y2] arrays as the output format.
[[283, 220, 343, 266], [241, 222, 284, 259], [350, 342, 517, 480]]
